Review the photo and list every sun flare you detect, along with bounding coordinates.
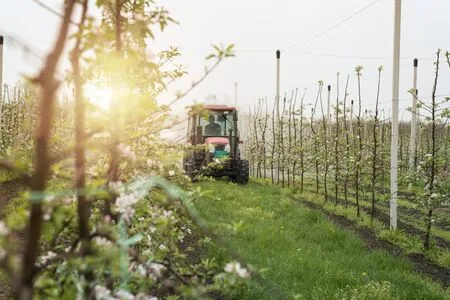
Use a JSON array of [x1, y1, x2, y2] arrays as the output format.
[[84, 83, 113, 111]]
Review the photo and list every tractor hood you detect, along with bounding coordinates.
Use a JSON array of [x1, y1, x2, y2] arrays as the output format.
[[204, 137, 229, 145]]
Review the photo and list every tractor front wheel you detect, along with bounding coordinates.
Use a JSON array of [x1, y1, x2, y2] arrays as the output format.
[[184, 159, 199, 181]]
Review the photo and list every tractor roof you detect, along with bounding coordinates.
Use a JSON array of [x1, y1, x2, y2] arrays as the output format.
[[204, 105, 236, 112]]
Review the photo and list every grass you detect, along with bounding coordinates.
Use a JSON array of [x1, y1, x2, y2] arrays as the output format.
[[299, 189, 450, 269], [194, 179, 449, 299], [297, 180, 450, 244]]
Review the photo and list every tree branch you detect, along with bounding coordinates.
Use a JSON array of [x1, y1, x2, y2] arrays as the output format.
[[167, 59, 222, 107], [20, 1, 78, 298]]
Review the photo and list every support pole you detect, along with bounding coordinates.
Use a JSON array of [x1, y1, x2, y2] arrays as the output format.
[[350, 100, 354, 135], [408, 58, 418, 191], [276, 50, 280, 124], [327, 85, 331, 134], [390, 0, 402, 230], [0, 35, 4, 147], [0, 35, 3, 100]]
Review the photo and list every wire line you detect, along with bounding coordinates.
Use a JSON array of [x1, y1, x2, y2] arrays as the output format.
[[282, 0, 381, 52]]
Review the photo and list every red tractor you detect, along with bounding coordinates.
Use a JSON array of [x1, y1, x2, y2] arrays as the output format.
[[183, 104, 249, 184]]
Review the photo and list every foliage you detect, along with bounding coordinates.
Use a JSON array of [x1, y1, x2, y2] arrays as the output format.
[[242, 51, 449, 253], [0, 0, 242, 298]]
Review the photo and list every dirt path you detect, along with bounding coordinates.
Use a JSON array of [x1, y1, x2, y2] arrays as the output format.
[[0, 179, 25, 299], [295, 197, 450, 288], [0, 179, 23, 216]]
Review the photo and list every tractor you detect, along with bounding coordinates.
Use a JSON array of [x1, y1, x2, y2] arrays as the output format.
[[183, 104, 249, 184]]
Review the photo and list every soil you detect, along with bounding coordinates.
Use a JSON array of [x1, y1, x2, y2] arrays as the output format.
[[325, 194, 450, 250], [344, 189, 450, 231], [0, 179, 23, 217], [0, 179, 25, 299], [295, 197, 450, 289]]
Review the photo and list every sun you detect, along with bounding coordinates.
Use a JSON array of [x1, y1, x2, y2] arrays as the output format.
[[84, 83, 113, 111]]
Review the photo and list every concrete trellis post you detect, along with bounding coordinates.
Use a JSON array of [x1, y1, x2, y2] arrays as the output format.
[[390, 0, 402, 230], [0, 35, 4, 146], [327, 85, 331, 135], [276, 50, 281, 124], [408, 58, 418, 191]]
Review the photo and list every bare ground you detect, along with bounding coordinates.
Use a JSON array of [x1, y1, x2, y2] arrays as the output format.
[[0, 179, 25, 299]]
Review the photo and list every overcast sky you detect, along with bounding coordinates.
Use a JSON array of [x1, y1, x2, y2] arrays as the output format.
[[1, 0, 449, 120]]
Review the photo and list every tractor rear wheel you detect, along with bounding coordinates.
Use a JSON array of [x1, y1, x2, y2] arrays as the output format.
[[230, 159, 249, 185], [239, 159, 249, 184]]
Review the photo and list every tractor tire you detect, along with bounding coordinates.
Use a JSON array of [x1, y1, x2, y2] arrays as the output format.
[[239, 159, 249, 184], [184, 159, 199, 181], [230, 159, 249, 185]]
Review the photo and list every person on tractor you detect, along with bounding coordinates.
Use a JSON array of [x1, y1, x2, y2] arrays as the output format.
[[204, 114, 222, 136]]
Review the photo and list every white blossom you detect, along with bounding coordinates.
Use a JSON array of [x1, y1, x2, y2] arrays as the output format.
[[115, 289, 134, 300], [38, 251, 57, 265], [224, 261, 250, 278], [116, 192, 141, 222], [43, 209, 52, 221], [168, 170, 175, 177], [181, 225, 192, 235], [94, 237, 112, 247], [135, 294, 157, 300], [109, 181, 125, 194], [146, 159, 155, 167], [117, 144, 137, 161], [0, 247, 6, 260], [95, 285, 113, 300], [148, 262, 165, 278], [63, 196, 76, 205], [137, 264, 147, 276], [43, 195, 55, 203], [121, 206, 136, 223], [0, 221, 10, 236]]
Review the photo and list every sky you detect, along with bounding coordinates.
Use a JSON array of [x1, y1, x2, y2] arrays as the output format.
[[1, 0, 450, 123]]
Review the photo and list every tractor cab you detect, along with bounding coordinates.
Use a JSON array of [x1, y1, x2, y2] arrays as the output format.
[[187, 105, 238, 158], [184, 104, 249, 184]]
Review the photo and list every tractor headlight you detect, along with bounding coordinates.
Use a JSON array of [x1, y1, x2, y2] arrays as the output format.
[[224, 144, 230, 153], [208, 144, 215, 153]]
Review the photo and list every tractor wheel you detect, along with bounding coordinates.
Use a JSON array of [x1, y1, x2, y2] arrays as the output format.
[[239, 159, 249, 184], [231, 160, 249, 185], [184, 159, 199, 181]]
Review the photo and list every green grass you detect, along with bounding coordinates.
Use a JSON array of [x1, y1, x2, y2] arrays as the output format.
[[298, 180, 450, 245], [194, 179, 449, 299], [299, 189, 450, 270]]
